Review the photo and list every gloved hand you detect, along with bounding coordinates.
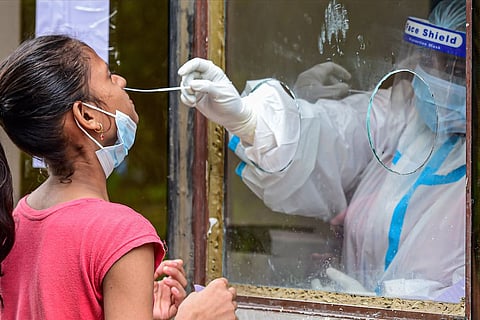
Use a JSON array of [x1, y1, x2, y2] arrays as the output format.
[[178, 58, 256, 144], [325, 267, 375, 296], [293, 62, 351, 102]]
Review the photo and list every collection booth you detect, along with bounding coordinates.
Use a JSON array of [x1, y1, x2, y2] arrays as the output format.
[[0, 0, 477, 319]]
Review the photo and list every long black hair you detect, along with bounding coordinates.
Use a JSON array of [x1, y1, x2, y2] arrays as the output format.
[[0, 35, 94, 181], [0, 143, 13, 269], [0, 143, 14, 308], [0, 35, 95, 304]]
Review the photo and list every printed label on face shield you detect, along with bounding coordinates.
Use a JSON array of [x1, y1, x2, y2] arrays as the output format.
[[404, 17, 466, 58]]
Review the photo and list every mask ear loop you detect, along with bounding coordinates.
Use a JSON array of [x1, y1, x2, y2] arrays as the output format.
[[366, 68, 438, 175], [82, 102, 116, 118], [446, 57, 461, 85], [74, 118, 105, 150]]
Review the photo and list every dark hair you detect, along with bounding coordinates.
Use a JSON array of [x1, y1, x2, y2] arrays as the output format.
[[0, 143, 14, 308], [0, 35, 98, 306], [0, 144, 13, 266], [0, 35, 94, 180]]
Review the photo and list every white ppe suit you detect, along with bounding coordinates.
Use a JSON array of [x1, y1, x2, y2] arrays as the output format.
[[178, 0, 466, 301], [229, 81, 465, 302], [177, 54, 465, 302]]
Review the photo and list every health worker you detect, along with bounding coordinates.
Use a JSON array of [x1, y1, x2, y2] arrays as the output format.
[[178, 0, 466, 303]]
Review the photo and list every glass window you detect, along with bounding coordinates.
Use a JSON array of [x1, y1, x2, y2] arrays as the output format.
[[224, 0, 466, 316]]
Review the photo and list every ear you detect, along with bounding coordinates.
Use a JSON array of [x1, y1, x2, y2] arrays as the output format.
[[72, 101, 101, 131]]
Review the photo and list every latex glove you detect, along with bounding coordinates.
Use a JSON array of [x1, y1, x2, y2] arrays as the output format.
[[175, 278, 237, 320], [326, 267, 375, 296], [178, 58, 256, 144], [293, 62, 352, 102]]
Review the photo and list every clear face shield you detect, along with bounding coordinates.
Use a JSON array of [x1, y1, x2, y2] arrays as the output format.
[[367, 17, 466, 175]]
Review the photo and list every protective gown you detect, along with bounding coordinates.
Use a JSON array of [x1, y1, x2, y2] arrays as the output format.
[[229, 82, 465, 302]]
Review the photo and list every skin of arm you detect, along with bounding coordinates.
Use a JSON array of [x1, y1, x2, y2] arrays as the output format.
[[103, 244, 155, 320]]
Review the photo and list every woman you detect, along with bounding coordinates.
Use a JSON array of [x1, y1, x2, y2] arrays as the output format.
[[0, 35, 237, 319]]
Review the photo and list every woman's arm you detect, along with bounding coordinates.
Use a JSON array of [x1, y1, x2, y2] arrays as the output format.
[[103, 244, 155, 320]]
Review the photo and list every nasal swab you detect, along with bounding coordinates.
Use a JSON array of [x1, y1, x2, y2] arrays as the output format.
[[125, 86, 189, 93], [126, 86, 368, 97]]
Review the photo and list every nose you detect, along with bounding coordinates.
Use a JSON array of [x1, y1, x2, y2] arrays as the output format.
[[112, 74, 127, 88]]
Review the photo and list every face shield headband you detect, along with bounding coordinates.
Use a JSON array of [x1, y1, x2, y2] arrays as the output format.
[[404, 17, 466, 59]]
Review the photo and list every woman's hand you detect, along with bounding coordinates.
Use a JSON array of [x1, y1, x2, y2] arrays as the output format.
[[153, 259, 187, 320], [175, 278, 237, 320]]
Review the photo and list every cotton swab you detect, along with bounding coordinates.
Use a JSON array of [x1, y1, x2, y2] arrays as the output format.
[[125, 86, 189, 93]]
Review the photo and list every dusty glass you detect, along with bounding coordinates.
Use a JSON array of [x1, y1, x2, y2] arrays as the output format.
[[224, 0, 466, 307]]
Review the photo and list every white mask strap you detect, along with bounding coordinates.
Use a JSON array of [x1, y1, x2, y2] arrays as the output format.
[[74, 118, 104, 149], [82, 102, 116, 118]]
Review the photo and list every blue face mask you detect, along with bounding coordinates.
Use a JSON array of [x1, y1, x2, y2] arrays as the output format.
[[412, 66, 466, 134], [77, 102, 137, 178]]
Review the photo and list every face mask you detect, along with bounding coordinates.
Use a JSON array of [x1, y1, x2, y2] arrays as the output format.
[[412, 66, 466, 134], [76, 102, 137, 178]]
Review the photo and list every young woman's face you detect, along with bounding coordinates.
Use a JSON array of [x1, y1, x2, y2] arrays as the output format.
[[86, 48, 139, 124]]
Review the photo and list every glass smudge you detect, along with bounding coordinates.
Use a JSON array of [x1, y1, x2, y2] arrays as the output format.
[[318, 0, 349, 55]]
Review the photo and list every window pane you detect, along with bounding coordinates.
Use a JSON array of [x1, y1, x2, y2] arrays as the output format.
[[225, 0, 466, 311]]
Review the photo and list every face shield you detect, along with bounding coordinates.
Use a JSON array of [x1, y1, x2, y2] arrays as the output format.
[[366, 16, 466, 175]]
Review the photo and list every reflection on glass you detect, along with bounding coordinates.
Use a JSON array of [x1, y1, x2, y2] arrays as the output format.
[[225, 0, 466, 306], [366, 69, 438, 175]]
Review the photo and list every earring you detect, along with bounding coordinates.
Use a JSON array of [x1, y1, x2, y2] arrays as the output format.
[[94, 123, 104, 140]]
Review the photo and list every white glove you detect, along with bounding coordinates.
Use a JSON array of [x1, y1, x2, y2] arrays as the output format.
[[178, 58, 256, 144], [293, 62, 352, 102], [325, 267, 375, 296]]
